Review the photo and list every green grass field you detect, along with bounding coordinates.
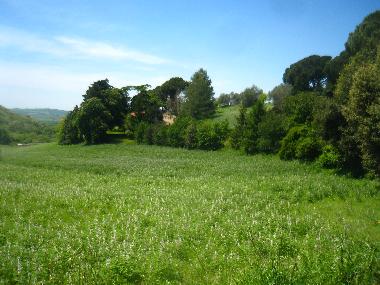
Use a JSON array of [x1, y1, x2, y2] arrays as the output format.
[[0, 143, 379, 284]]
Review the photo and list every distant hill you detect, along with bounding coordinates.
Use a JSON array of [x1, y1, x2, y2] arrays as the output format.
[[11, 108, 68, 125], [0, 106, 56, 144]]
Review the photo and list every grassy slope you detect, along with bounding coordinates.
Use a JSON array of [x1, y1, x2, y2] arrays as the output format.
[[0, 143, 379, 284], [0, 106, 55, 143], [11, 108, 68, 126], [211, 105, 240, 127]]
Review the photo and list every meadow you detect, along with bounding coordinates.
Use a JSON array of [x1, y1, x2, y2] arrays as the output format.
[[0, 143, 379, 284]]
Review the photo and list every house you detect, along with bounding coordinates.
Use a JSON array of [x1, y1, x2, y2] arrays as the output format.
[[163, 112, 176, 125]]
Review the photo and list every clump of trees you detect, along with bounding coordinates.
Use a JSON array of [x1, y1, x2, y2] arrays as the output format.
[[230, 10, 380, 177], [58, 11, 380, 177], [58, 79, 130, 144], [59, 69, 219, 147], [217, 85, 263, 108]]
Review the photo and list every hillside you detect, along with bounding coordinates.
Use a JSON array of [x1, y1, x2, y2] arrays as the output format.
[[0, 143, 378, 283], [211, 105, 240, 126], [0, 106, 56, 144], [11, 108, 68, 125]]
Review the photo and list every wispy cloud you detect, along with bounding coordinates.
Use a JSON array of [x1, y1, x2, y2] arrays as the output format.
[[0, 26, 168, 65], [55, 36, 167, 64]]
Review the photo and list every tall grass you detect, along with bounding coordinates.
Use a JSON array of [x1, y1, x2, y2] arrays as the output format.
[[0, 143, 379, 284]]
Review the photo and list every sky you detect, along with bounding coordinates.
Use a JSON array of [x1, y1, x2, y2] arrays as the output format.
[[0, 0, 379, 110]]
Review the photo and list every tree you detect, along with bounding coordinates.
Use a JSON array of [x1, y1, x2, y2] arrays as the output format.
[[181, 68, 216, 119], [82, 79, 129, 129], [231, 105, 247, 149], [154, 77, 188, 115], [82, 79, 113, 102], [342, 60, 380, 176], [282, 91, 318, 125], [216, 93, 232, 107], [58, 106, 81, 145], [268, 83, 293, 110], [76, 98, 111, 144], [283, 55, 332, 93], [243, 97, 266, 154], [130, 88, 162, 124], [257, 111, 288, 153], [240, 85, 263, 107], [345, 11, 380, 59]]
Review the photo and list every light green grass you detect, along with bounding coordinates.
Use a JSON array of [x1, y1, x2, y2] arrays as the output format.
[[0, 143, 379, 284], [211, 105, 240, 127]]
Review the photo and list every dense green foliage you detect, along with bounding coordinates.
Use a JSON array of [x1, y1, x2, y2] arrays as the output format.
[[283, 55, 331, 93], [55, 11, 379, 177], [135, 118, 229, 151], [153, 77, 188, 115], [217, 85, 263, 108], [181, 69, 216, 119], [230, 10, 380, 177], [0, 143, 379, 284], [0, 105, 55, 144], [59, 79, 131, 145]]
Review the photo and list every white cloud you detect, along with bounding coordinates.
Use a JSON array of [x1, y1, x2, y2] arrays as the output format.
[[0, 26, 168, 65]]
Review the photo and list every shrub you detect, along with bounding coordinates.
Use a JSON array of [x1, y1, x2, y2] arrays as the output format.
[[231, 105, 247, 150], [197, 121, 228, 151], [135, 122, 148, 144], [257, 112, 288, 153], [153, 124, 168, 146], [144, 124, 155, 145], [279, 125, 323, 161], [184, 122, 198, 149], [295, 136, 322, 161], [317, 145, 341, 169], [279, 126, 308, 160], [58, 107, 81, 145], [167, 117, 192, 147]]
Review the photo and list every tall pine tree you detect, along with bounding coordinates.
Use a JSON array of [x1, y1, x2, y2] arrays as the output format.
[[181, 69, 215, 119]]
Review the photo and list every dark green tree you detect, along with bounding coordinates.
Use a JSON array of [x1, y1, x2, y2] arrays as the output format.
[[283, 55, 332, 93], [154, 77, 188, 115], [231, 105, 247, 150], [268, 83, 293, 110], [181, 68, 216, 119], [342, 60, 380, 176], [243, 97, 266, 154], [58, 106, 81, 145], [240, 85, 263, 107], [82, 79, 129, 129], [130, 87, 162, 124], [76, 98, 111, 144]]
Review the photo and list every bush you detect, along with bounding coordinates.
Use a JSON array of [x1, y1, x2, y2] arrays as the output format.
[[144, 124, 155, 145], [167, 117, 192, 147], [279, 125, 322, 161], [279, 126, 308, 160], [317, 145, 340, 169], [153, 124, 168, 146], [257, 112, 288, 153], [135, 122, 148, 144], [184, 122, 198, 149], [197, 121, 228, 151], [295, 136, 322, 161]]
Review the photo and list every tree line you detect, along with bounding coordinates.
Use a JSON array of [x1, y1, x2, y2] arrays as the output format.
[[59, 11, 380, 177]]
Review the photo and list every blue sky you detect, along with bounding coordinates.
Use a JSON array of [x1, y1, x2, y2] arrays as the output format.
[[0, 0, 379, 110]]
